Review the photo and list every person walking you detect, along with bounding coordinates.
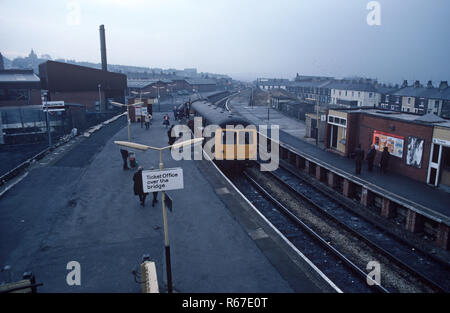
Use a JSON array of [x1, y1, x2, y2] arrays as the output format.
[[133, 166, 148, 207], [120, 149, 129, 170], [144, 114, 150, 130], [172, 106, 178, 121], [167, 124, 177, 145], [353, 144, 365, 175], [152, 192, 158, 207], [163, 114, 170, 128], [380, 146, 390, 174], [366, 144, 376, 172]]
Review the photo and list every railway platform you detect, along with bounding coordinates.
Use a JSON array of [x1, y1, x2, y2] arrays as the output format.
[[0, 112, 337, 293], [230, 100, 450, 252]]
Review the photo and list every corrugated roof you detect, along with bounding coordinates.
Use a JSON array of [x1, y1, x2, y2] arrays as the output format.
[[0, 69, 40, 83], [186, 79, 216, 85]]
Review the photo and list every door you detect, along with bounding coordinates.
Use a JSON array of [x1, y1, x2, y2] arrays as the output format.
[[330, 125, 338, 149]]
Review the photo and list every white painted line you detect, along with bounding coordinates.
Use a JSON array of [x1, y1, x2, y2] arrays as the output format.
[[0, 172, 29, 198], [202, 150, 342, 293]]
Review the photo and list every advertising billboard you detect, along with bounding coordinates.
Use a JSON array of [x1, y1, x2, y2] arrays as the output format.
[[373, 130, 404, 158]]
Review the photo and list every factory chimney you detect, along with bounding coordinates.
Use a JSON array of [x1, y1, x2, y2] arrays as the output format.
[[99, 25, 107, 71]]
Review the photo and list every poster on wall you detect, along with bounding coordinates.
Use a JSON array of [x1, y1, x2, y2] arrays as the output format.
[[373, 131, 404, 158], [406, 136, 424, 168]]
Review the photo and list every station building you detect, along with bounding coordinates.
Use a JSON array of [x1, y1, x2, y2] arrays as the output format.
[[185, 78, 217, 92], [0, 69, 42, 107], [39, 61, 126, 112], [325, 108, 450, 189]]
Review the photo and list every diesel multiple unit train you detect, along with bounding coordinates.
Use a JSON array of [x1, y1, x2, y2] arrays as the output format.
[[189, 97, 258, 172]]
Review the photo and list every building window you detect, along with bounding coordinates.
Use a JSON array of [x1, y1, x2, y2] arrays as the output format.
[[352, 91, 354, 97], [345, 91, 348, 96], [369, 92, 373, 98], [358, 92, 361, 97], [339, 91, 341, 96], [408, 97, 411, 104]]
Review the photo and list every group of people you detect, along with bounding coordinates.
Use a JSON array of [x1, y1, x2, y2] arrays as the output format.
[[119, 107, 190, 207], [172, 104, 190, 122], [121, 149, 159, 207], [140, 113, 153, 130], [352, 144, 390, 175]]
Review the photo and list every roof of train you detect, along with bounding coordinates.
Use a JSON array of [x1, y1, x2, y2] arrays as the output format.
[[191, 100, 251, 127]]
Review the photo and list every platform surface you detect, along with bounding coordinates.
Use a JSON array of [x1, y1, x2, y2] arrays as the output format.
[[230, 98, 450, 224], [0, 113, 333, 292]]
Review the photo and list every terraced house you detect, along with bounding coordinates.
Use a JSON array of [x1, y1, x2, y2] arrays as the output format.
[[385, 81, 450, 118], [329, 79, 381, 108]]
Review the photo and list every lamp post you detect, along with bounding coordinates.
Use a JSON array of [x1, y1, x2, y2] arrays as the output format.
[[152, 85, 166, 112], [114, 137, 204, 293], [98, 84, 102, 111], [111, 101, 143, 141], [41, 90, 52, 148]]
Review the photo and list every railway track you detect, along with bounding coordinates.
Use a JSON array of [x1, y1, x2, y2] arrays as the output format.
[[271, 163, 449, 292], [239, 162, 448, 293], [230, 172, 387, 293]]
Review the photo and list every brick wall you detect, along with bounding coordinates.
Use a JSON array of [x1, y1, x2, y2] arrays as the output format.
[[357, 114, 433, 182], [49, 91, 102, 111]]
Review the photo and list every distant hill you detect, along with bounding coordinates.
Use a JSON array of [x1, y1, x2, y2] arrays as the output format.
[[1, 49, 232, 81]]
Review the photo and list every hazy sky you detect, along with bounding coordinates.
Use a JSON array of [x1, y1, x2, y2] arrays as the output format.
[[1, 0, 449, 83]]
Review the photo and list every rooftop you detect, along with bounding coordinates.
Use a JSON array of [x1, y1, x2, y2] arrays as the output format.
[[0, 69, 40, 84]]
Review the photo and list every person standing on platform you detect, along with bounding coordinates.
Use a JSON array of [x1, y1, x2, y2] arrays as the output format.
[[366, 144, 376, 172], [133, 166, 148, 207], [120, 149, 129, 170], [163, 114, 170, 128], [353, 144, 365, 175], [173, 106, 178, 121], [144, 114, 150, 130], [167, 125, 177, 146], [380, 147, 390, 174]]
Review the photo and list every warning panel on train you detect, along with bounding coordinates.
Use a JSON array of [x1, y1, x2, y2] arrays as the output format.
[[142, 167, 184, 193]]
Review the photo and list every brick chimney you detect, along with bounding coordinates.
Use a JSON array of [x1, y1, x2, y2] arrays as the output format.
[[427, 80, 433, 89], [413, 80, 420, 88], [439, 81, 448, 91], [401, 80, 408, 88]]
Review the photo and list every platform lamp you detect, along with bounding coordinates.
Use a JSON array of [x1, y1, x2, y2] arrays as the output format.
[[110, 101, 143, 141], [152, 85, 166, 112], [114, 137, 204, 293]]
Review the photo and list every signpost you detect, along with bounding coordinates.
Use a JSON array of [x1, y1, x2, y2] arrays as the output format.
[[114, 138, 203, 293], [142, 168, 184, 193]]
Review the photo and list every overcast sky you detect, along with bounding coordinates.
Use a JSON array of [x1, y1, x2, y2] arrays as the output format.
[[1, 0, 449, 83]]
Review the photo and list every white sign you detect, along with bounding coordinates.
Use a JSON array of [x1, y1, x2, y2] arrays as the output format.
[[142, 168, 184, 193], [135, 107, 142, 116], [141, 106, 148, 116], [43, 101, 66, 112]]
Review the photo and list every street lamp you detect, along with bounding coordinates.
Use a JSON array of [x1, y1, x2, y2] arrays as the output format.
[[111, 101, 143, 141], [41, 90, 52, 148], [152, 85, 166, 112], [114, 137, 204, 293], [98, 84, 102, 112]]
